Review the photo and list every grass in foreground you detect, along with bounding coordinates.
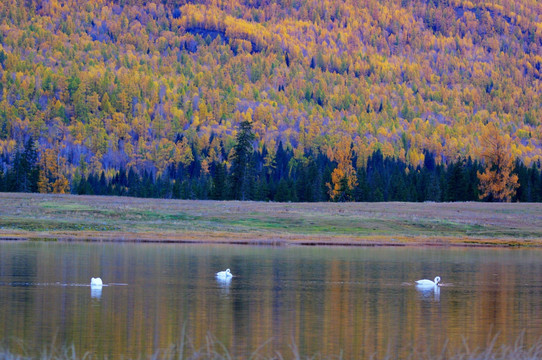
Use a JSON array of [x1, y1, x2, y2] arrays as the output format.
[[1, 193, 542, 246], [2, 334, 542, 360]]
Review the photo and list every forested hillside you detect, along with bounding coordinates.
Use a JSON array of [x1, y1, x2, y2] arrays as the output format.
[[0, 0, 541, 201]]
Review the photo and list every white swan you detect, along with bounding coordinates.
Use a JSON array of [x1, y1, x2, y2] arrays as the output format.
[[415, 276, 441, 287], [416, 283, 440, 302], [90, 277, 103, 287], [216, 269, 233, 280]]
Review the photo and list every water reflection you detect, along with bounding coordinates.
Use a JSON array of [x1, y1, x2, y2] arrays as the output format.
[[90, 285, 103, 299], [216, 276, 232, 286], [1, 243, 542, 359], [416, 284, 440, 302], [217, 281, 231, 296]]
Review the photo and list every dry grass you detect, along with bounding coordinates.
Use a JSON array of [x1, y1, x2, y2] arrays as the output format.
[[1, 193, 542, 246], [2, 334, 542, 360]]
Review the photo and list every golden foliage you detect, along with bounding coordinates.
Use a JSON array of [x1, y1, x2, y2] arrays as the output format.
[[0, 0, 541, 176], [477, 124, 519, 202], [38, 148, 70, 194], [327, 137, 357, 201]]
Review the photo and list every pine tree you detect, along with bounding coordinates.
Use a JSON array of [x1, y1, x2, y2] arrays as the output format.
[[446, 160, 468, 201], [425, 172, 442, 202], [211, 162, 226, 200], [20, 137, 39, 192], [229, 120, 255, 200], [98, 172, 107, 195]]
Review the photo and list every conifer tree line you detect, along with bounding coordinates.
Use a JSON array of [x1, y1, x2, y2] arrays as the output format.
[[1, 126, 541, 203]]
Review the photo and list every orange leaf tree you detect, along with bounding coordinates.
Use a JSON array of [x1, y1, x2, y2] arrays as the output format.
[[37, 147, 70, 194], [327, 136, 358, 201], [477, 124, 519, 202]]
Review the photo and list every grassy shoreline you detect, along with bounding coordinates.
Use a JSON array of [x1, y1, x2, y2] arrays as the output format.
[[1, 193, 542, 247]]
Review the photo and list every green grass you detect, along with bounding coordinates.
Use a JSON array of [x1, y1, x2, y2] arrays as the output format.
[[0, 217, 117, 232], [39, 202, 95, 212]]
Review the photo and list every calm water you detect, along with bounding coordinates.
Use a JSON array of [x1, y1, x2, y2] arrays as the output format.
[[1, 242, 542, 358]]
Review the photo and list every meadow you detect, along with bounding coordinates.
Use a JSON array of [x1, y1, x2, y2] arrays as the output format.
[[1, 193, 541, 247]]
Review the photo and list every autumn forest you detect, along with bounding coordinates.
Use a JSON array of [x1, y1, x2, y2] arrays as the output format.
[[1, 0, 542, 201]]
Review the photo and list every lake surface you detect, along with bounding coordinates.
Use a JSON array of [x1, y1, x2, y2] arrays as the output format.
[[1, 242, 542, 358]]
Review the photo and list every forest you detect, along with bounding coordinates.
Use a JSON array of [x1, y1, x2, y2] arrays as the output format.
[[0, 0, 542, 201]]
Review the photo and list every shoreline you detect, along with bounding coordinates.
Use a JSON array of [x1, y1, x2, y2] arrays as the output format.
[[1, 231, 540, 248], [1, 192, 542, 248]]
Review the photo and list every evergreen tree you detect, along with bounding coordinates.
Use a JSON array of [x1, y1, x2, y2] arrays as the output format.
[[229, 120, 255, 200], [308, 156, 325, 201], [74, 173, 93, 195], [335, 175, 355, 201], [463, 158, 480, 201], [390, 169, 408, 201], [254, 175, 270, 201], [6, 138, 39, 192], [98, 172, 107, 195], [274, 142, 290, 182], [446, 160, 468, 201], [354, 168, 369, 201], [127, 167, 141, 197], [530, 162, 541, 202], [424, 171, 442, 202], [20, 137, 39, 192], [275, 178, 295, 202], [211, 162, 227, 200]]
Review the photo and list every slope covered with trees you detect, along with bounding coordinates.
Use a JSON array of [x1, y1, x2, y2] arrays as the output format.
[[0, 0, 541, 201]]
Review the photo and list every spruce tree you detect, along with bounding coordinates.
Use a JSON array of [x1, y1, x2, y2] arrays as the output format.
[[21, 137, 39, 192], [229, 120, 254, 200], [211, 162, 226, 200]]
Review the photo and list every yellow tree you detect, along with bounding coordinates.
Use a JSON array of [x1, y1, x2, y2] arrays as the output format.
[[327, 136, 357, 201], [477, 124, 519, 202], [38, 148, 70, 194]]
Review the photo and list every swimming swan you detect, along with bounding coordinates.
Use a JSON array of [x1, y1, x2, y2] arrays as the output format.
[[90, 277, 103, 287], [415, 276, 441, 287], [216, 269, 233, 280]]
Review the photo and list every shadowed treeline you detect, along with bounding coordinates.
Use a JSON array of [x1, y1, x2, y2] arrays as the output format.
[[2, 138, 542, 202]]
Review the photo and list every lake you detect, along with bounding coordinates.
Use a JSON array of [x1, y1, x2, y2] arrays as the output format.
[[1, 242, 542, 359]]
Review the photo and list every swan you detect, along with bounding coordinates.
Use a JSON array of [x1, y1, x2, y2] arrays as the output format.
[[415, 276, 441, 287], [416, 283, 440, 302], [216, 269, 233, 280], [90, 277, 103, 287]]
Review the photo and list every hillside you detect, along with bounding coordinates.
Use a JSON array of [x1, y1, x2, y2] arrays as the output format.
[[0, 0, 541, 199]]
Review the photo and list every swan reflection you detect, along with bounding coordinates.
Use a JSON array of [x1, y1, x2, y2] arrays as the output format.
[[416, 283, 440, 302], [90, 277, 103, 299], [216, 276, 232, 295], [90, 286, 102, 299]]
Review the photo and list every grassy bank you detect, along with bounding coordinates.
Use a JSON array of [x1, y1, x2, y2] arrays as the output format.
[[1, 193, 541, 246]]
